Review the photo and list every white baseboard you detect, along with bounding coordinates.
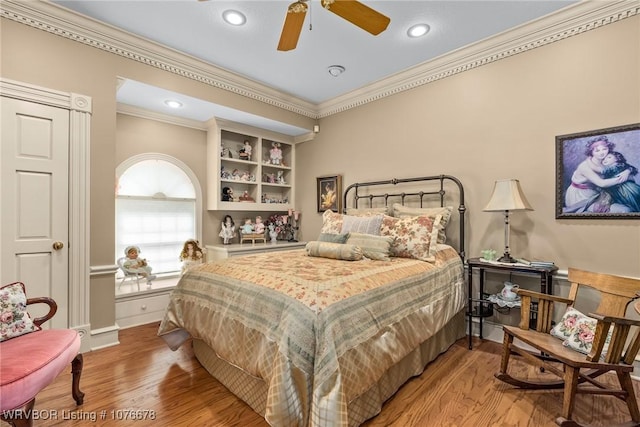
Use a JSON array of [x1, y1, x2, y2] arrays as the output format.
[[90, 324, 120, 350]]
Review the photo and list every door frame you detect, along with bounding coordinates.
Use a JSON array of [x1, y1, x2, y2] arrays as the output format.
[[1, 78, 91, 350]]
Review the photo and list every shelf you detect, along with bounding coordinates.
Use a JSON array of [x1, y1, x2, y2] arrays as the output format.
[[207, 120, 297, 211]]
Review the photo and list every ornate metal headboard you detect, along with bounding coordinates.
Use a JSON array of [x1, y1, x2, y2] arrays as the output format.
[[342, 175, 466, 260]]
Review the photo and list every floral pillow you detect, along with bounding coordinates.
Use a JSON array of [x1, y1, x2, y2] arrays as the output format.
[[392, 204, 453, 244], [550, 306, 612, 356], [0, 282, 40, 342], [550, 307, 589, 341], [379, 214, 441, 262], [320, 210, 343, 234]]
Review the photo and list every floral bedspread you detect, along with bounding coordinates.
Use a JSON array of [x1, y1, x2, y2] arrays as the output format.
[[158, 246, 465, 427]]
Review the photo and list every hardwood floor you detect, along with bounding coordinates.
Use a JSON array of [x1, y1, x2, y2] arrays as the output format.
[[7, 322, 639, 426]]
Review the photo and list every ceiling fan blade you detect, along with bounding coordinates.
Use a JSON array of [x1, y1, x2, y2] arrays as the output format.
[[277, 2, 308, 51], [321, 0, 390, 35]]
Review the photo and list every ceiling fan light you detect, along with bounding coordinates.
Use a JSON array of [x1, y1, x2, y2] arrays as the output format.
[[327, 65, 345, 77], [223, 10, 246, 26], [407, 23, 430, 38]]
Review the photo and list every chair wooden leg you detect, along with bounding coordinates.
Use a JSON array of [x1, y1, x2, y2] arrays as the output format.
[[499, 332, 513, 373], [618, 371, 640, 422], [71, 353, 85, 405], [556, 366, 580, 425]]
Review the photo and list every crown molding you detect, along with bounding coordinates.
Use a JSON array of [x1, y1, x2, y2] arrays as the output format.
[[317, 0, 639, 117], [1, 0, 318, 118], [117, 103, 208, 131], [2, 0, 638, 120]]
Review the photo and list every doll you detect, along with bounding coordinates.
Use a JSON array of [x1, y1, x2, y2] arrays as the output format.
[[122, 246, 156, 284], [179, 239, 204, 274], [240, 218, 254, 234], [254, 215, 265, 234], [239, 140, 252, 161], [222, 187, 234, 202], [270, 142, 282, 165], [219, 215, 236, 244]]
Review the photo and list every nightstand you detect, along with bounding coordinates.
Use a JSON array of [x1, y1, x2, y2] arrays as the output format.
[[206, 240, 307, 261], [466, 257, 558, 349]]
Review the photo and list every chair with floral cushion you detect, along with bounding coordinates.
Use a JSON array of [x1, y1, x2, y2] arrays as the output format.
[[494, 268, 640, 427], [0, 282, 84, 427]]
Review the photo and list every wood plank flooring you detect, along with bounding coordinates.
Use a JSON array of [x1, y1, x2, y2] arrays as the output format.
[[5, 322, 638, 426]]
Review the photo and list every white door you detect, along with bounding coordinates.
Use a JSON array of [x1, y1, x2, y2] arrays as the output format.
[[1, 97, 69, 328]]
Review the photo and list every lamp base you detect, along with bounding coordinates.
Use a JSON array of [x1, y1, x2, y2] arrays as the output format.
[[498, 253, 517, 263]]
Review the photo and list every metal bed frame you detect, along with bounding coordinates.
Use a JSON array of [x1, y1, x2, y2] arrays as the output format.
[[342, 174, 466, 260]]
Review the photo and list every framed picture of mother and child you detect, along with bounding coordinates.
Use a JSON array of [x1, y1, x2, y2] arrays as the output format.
[[556, 123, 640, 219]]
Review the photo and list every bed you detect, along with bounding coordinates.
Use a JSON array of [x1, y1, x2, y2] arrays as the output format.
[[158, 175, 467, 427]]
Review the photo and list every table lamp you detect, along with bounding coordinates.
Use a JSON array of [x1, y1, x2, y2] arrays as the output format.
[[483, 179, 533, 263]]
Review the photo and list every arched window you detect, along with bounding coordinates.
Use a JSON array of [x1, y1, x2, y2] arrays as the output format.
[[116, 154, 201, 276]]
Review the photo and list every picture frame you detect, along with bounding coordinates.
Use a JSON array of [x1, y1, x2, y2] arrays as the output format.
[[317, 175, 343, 213], [556, 123, 640, 219]]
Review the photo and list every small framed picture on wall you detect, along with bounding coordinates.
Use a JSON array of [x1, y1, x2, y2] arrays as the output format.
[[556, 123, 640, 219], [317, 175, 343, 213]]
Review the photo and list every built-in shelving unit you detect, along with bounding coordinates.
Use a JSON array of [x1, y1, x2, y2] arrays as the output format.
[[207, 119, 296, 211]]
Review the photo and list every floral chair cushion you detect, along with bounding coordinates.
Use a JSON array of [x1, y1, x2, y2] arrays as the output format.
[[0, 282, 40, 342], [379, 214, 441, 262]]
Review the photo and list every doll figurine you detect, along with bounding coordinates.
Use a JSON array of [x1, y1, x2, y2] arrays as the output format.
[[219, 215, 236, 244], [270, 142, 282, 165], [222, 187, 234, 202], [254, 215, 265, 234], [239, 140, 252, 161], [240, 218, 254, 234], [179, 239, 204, 274], [123, 246, 156, 284]]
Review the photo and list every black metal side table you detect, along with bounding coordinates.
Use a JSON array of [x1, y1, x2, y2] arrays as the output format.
[[466, 257, 558, 349]]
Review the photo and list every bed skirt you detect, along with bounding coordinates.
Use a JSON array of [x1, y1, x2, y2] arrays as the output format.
[[192, 309, 466, 427]]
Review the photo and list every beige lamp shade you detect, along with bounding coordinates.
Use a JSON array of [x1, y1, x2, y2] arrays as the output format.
[[483, 179, 533, 212]]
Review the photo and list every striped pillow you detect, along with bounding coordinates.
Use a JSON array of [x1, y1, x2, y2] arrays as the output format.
[[340, 214, 383, 235], [305, 241, 363, 261], [346, 232, 394, 261]]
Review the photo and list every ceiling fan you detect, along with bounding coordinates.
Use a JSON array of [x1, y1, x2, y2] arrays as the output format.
[[277, 0, 390, 51]]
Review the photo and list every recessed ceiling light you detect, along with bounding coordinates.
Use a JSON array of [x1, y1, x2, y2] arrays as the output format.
[[327, 65, 346, 77], [164, 100, 183, 109], [407, 24, 430, 38], [223, 10, 246, 26]]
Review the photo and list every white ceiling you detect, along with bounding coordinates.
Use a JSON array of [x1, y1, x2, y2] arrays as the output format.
[[47, 0, 579, 135]]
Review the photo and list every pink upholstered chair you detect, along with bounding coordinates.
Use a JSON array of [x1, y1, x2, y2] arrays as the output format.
[[0, 286, 84, 427]]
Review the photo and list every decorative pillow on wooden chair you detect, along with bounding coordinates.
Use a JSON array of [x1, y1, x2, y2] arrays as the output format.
[[551, 306, 612, 355], [0, 282, 40, 342]]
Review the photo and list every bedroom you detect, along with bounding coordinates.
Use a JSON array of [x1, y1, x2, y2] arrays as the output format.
[[1, 0, 639, 425]]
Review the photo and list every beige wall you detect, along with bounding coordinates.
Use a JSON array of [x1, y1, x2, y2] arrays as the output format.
[[2, 14, 639, 334], [297, 16, 640, 278], [0, 18, 314, 329]]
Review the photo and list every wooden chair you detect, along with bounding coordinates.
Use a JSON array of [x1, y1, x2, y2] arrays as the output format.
[[0, 295, 84, 427], [494, 267, 640, 427]]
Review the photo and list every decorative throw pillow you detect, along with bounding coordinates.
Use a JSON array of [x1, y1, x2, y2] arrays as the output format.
[[346, 232, 394, 261], [379, 214, 441, 262], [345, 206, 390, 216], [0, 282, 40, 342], [305, 241, 363, 261], [550, 306, 614, 357], [550, 307, 591, 341], [392, 204, 453, 244], [340, 214, 383, 235], [317, 232, 349, 244], [320, 210, 343, 234]]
